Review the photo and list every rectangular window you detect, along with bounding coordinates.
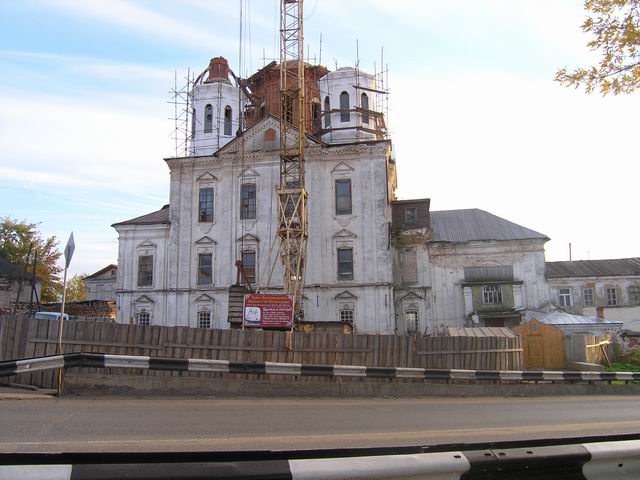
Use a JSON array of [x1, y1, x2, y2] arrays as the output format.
[[405, 207, 417, 225], [583, 288, 595, 307], [558, 288, 572, 307], [629, 286, 640, 306], [198, 187, 214, 222], [137, 311, 150, 326], [335, 179, 352, 215], [137, 255, 153, 287], [606, 287, 618, 306], [198, 311, 211, 329], [240, 183, 257, 220], [405, 310, 418, 334], [339, 308, 354, 324], [337, 248, 354, 280], [483, 285, 503, 304], [197, 253, 213, 285], [241, 251, 256, 284]]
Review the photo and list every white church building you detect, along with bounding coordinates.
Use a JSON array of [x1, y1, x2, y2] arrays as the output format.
[[113, 56, 552, 334]]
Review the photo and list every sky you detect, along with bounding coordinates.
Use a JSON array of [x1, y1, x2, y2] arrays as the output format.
[[1, 0, 638, 277]]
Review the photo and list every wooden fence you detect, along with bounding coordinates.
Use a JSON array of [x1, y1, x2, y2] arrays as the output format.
[[0, 315, 523, 388]]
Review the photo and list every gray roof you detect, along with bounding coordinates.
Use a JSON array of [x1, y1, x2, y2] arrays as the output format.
[[429, 209, 548, 243], [446, 327, 518, 338], [546, 258, 640, 278], [84, 264, 117, 280], [112, 205, 170, 227], [538, 311, 621, 326]]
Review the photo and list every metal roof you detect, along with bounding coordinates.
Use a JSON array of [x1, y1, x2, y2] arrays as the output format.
[[429, 209, 548, 243], [112, 205, 170, 227], [84, 264, 117, 280], [446, 326, 518, 338], [538, 311, 622, 326], [546, 258, 640, 278]]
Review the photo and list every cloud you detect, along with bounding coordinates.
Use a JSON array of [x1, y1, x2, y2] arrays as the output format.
[[38, 0, 237, 51]]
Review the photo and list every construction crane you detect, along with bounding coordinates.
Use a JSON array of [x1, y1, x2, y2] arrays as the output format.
[[277, 0, 307, 323]]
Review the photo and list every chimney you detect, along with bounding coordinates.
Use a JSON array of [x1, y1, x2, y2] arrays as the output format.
[[596, 306, 604, 320], [206, 57, 230, 82]]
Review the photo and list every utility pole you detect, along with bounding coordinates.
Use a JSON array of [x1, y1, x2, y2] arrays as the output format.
[[277, 0, 307, 324]]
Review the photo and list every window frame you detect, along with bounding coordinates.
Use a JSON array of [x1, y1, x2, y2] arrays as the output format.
[[360, 92, 369, 124], [606, 287, 618, 306], [197, 310, 211, 329], [198, 187, 214, 223], [137, 255, 154, 287], [558, 288, 573, 307], [137, 311, 150, 326], [337, 247, 354, 281], [240, 183, 257, 220], [197, 252, 213, 286], [224, 105, 232, 136], [405, 310, 419, 334], [339, 308, 354, 324], [339, 91, 350, 122], [335, 178, 352, 216], [629, 286, 640, 306], [324, 96, 331, 128], [583, 287, 595, 307], [241, 251, 256, 284], [482, 284, 503, 305], [405, 207, 418, 225], [204, 104, 213, 134]]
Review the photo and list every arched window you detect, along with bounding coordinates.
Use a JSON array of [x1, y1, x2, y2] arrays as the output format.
[[324, 96, 331, 128], [204, 104, 213, 133], [191, 108, 196, 138], [224, 106, 232, 136], [361, 93, 369, 124], [340, 91, 350, 122]]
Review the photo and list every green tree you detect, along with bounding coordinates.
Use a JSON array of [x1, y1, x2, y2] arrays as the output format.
[[65, 274, 87, 303], [556, 0, 640, 94], [0, 217, 62, 302]]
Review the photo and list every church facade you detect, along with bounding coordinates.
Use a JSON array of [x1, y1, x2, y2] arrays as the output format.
[[113, 57, 552, 333]]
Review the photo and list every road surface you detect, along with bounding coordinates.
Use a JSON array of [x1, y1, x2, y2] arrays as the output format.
[[1, 395, 640, 453]]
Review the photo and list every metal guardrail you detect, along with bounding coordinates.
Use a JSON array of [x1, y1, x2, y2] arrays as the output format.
[[1, 352, 638, 383], [1, 439, 639, 479]]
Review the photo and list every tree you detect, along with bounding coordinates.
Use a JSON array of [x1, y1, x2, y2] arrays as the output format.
[[556, 0, 640, 94], [0, 217, 62, 303], [65, 274, 87, 303]]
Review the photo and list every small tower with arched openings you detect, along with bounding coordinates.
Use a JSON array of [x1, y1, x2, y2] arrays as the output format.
[[191, 57, 246, 155]]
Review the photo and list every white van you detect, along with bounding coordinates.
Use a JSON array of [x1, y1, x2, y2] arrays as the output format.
[[34, 312, 70, 321]]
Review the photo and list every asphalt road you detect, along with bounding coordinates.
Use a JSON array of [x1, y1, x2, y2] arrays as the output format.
[[1, 395, 640, 453]]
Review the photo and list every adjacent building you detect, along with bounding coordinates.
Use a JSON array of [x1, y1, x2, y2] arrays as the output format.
[[0, 256, 41, 312], [546, 258, 640, 331], [84, 264, 118, 302]]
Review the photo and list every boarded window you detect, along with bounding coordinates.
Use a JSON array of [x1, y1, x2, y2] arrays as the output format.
[[204, 104, 213, 133], [606, 287, 618, 306], [240, 183, 257, 219], [335, 179, 352, 215], [311, 101, 320, 130], [242, 251, 256, 284], [401, 248, 418, 284], [137, 255, 153, 287], [361, 93, 369, 123], [224, 106, 232, 135], [324, 96, 331, 128], [558, 288, 572, 307], [583, 288, 594, 307], [483, 285, 503, 304], [340, 91, 350, 122], [198, 187, 214, 222], [197, 253, 212, 285], [337, 248, 354, 280], [198, 311, 211, 329]]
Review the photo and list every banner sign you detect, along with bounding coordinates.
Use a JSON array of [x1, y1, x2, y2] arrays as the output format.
[[243, 293, 294, 329]]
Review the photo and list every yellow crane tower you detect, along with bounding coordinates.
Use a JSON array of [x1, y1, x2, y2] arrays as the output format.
[[277, 0, 307, 323]]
